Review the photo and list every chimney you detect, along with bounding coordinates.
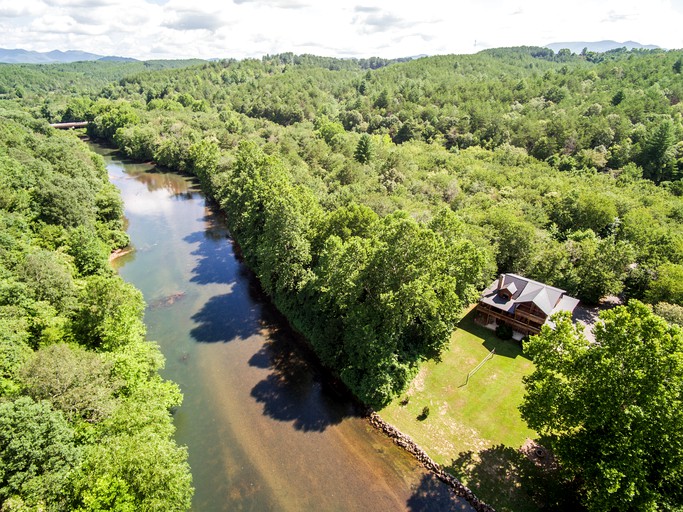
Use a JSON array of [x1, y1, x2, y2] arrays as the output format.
[[498, 274, 505, 290]]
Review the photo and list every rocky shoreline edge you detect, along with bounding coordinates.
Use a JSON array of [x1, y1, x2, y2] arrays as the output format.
[[366, 410, 495, 512]]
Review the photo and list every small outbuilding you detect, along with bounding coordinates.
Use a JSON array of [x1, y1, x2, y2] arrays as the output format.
[[475, 273, 579, 337]]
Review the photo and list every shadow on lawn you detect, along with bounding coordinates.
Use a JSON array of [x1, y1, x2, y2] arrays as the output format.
[[455, 309, 531, 360], [447, 445, 583, 512]]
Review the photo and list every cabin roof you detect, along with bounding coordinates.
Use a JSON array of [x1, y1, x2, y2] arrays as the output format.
[[479, 273, 578, 317]]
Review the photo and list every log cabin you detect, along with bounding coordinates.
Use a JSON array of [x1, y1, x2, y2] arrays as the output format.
[[475, 273, 579, 337]]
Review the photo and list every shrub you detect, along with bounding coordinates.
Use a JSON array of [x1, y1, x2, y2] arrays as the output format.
[[496, 323, 513, 340]]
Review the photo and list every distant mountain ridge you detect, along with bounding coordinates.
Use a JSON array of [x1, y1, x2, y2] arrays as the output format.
[[0, 48, 137, 64], [0, 44, 664, 64], [545, 40, 660, 54]]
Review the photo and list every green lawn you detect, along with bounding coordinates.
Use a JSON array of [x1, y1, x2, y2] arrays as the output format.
[[379, 306, 541, 511]]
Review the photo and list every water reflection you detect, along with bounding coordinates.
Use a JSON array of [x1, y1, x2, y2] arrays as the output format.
[[124, 165, 198, 197], [101, 144, 473, 512]]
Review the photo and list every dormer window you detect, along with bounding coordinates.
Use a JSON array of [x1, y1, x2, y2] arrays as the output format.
[[498, 281, 517, 301], [477, 272, 580, 336]]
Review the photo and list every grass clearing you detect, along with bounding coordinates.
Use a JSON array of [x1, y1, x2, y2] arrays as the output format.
[[379, 306, 541, 511]]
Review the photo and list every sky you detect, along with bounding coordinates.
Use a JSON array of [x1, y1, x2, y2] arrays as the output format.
[[1, 0, 682, 60]]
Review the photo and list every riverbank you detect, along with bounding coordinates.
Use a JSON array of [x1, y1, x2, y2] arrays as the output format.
[[109, 246, 134, 262], [368, 410, 494, 512], [101, 144, 470, 511], [379, 308, 539, 511]]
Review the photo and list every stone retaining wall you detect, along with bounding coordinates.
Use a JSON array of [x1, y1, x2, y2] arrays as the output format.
[[366, 410, 495, 512]]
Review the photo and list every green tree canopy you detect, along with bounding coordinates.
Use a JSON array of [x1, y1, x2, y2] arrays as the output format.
[[645, 262, 683, 305], [17, 249, 76, 312], [354, 133, 373, 164], [19, 344, 120, 423], [639, 119, 678, 184], [521, 301, 683, 511], [70, 275, 145, 351], [79, 432, 192, 512], [0, 397, 80, 509]]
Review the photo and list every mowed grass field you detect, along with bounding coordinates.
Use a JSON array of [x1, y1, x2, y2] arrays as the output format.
[[379, 306, 539, 511]]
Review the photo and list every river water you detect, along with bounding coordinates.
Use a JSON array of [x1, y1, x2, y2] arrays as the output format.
[[99, 145, 469, 511]]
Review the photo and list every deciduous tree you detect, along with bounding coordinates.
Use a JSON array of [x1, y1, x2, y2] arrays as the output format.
[[521, 302, 683, 511], [0, 397, 80, 509]]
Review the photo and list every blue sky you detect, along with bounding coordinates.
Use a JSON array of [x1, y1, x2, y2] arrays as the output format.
[[0, 0, 681, 59]]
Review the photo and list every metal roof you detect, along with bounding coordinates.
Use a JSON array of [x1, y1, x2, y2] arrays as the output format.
[[479, 273, 577, 318], [503, 281, 517, 295]]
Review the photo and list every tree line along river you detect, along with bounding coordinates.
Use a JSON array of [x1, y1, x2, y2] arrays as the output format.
[[96, 143, 471, 511]]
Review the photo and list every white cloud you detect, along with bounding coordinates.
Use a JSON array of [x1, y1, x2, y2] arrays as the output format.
[[0, 1, 43, 17], [0, 0, 681, 59], [162, 11, 229, 31], [43, 0, 113, 6], [233, 0, 309, 8], [30, 14, 110, 36]]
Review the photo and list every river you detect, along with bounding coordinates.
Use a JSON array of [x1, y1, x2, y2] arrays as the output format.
[[98, 144, 470, 511]]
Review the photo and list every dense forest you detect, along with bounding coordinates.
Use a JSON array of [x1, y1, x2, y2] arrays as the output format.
[[6, 46, 683, 404], [0, 105, 192, 510], [2, 45, 683, 510], [37, 47, 683, 403]]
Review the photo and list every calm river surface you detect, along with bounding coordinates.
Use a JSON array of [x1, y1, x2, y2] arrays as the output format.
[[98, 145, 470, 512]]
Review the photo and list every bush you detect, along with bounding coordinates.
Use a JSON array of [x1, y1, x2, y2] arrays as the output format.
[[654, 302, 683, 327], [496, 323, 513, 340]]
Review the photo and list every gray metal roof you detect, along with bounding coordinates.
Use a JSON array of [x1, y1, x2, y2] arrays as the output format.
[[503, 281, 517, 295], [479, 273, 577, 319]]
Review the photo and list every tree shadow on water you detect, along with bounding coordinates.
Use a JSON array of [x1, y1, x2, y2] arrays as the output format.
[[184, 212, 236, 286], [406, 473, 473, 511], [448, 445, 582, 512], [190, 292, 262, 343], [248, 318, 359, 433], [247, 346, 271, 369]]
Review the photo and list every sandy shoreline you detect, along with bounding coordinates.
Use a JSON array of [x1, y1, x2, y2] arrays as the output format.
[[109, 247, 134, 262]]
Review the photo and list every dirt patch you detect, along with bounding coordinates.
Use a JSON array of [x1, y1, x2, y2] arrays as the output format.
[[406, 367, 427, 395], [520, 439, 557, 472]]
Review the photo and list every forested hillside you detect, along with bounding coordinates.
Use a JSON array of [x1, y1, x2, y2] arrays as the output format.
[[0, 59, 205, 111], [3, 46, 683, 510], [0, 105, 192, 510], [15, 46, 680, 407], [91, 47, 683, 183]]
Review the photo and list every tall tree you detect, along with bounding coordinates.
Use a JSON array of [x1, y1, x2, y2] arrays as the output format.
[[521, 302, 683, 511], [639, 119, 677, 183], [0, 397, 80, 509], [354, 133, 373, 164], [19, 344, 120, 423], [564, 231, 634, 304], [645, 262, 683, 305]]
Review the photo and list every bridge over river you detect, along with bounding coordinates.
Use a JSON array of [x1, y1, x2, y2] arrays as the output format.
[[50, 121, 88, 129]]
